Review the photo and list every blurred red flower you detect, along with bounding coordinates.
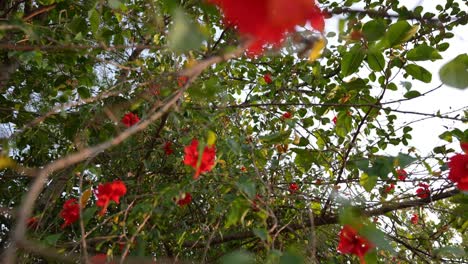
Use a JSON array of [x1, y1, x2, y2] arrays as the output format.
[[177, 192, 192, 207], [332, 116, 337, 124], [289, 183, 299, 193], [121, 112, 140, 127], [27, 217, 38, 229], [208, 0, 324, 54], [416, 183, 430, 199], [396, 169, 407, 181], [448, 153, 468, 191], [263, 74, 272, 84], [183, 139, 216, 179], [461, 142, 468, 153], [337, 225, 374, 263], [282, 112, 292, 119], [178, 76, 189, 87], [384, 183, 395, 193], [411, 214, 419, 225], [95, 180, 127, 216], [163, 142, 174, 155], [60, 198, 80, 229]]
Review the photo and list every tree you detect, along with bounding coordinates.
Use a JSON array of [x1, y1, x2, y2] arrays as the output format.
[[0, 0, 467, 263]]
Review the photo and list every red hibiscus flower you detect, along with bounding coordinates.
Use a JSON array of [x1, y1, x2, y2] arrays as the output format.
[[282, 112, 292, 119], [121, 112, 140, 127], [416, 183, 430, 199], [208, 0, 324, 54], [178, 76, 189, 87], [448, 153, 468, 191], [384, 183, 395, 193], [411, 214, 419, 225], [60, 198, 80, 229], [337, 225, 374, 263], [461, 142, 468, 153], [176, 192, 192, 207], [27, 217, 38, 229], [183, 139, 216, 179], [289, 183, 299, 193], [240, 166, 247, 172], [263, 73, 272, 84], [163, 142, 174, 155], [332, 116, 337, 125], [396, 169, 407, 181], [95, 180, 127, 216]]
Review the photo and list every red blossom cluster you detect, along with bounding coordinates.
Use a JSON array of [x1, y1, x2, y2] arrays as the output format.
[[384, 183, 395, 193], [183, 139, 216, 179], [289, 182, 299, 193], [60, 198, 80, 229], [416, 183, 430, 199], [176, 192, 192, 207], [121, 112, 140, 127], [95, 180, 127, 216], [208, 0, 325, 54], [396, 169, 407, 181], [282, 112, 292, 119], [411, 214, 419, 225], [337, 225, 374, 263], [448, 142, 468, 191], [332, 116, 338, 125], [263, 73, 272, 84], [177, 76, 189, 87], [163, 141, 174, 155], [27, 217, 38, 229]]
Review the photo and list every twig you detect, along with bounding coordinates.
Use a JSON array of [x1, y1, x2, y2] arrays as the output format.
[[78, 172, 89, 264], [119, 213, 152, 264]]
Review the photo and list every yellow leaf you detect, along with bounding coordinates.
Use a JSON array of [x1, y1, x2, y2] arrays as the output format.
[[80, 188, 92, 208], [0, 156, 15, 169], [308, 38, 326, 62], [207, 130, 217, 146]]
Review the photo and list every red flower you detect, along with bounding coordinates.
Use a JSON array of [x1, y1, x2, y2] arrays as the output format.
[[448, 153, 468, 191], [208, 0, 324, 54], [416, 183, 430, 199], [183, 139, 216, 179], [332, 116, 337, 124], [60, 198, 80, 229], [240, 166, 247, 172], [282, 112, 292, 119], [411, 214, 419, 225], [90, 254, 114, 264], [178, 76, 189, 87], [461, 142, 468, 153], [95, 180, 127, 216], [384, 183, 395, 193], [27, 217, 38, 229], [252, 194, 263, 212], [337, 225, 374, 263], [289, 183, 299, 193], [396, 169, 407, 181], [176, 192, 192, 207], [263, 74, 272, 84], [163, 142, 174, 155], [121, 112, 140, 127]]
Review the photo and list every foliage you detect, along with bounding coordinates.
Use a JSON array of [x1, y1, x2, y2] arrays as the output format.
[[0, 0, 467, 263]]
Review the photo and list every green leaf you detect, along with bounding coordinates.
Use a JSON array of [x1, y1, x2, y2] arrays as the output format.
[[439, 54, 468, 89], [335, 113, 352, 138], [405, 64, 432, 83], [434, 246, 466, 258], [279, 251, 304, 264], [360, 173, 377, 192], [221, 250, 255, 264], [108, 0, 122, 9], [367, 50, 385, 71], [168, 9, 206, 53], [44, 233, 61, 246], [396, 153, 417, 167], [236, 177, 256, 199], [362, 20, 386, 41], [360, 225, 395, 253], [403, 90, 421, 99], [253, 228, 269, 241], [379, 21, 418, 48], [341, 45, 365, 76], [88, 9, 100, 36], [259, 130, 291, 144], [77, 86, 91, 99], [225, 198, 250, 228], [407, 44, 442, 61]]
